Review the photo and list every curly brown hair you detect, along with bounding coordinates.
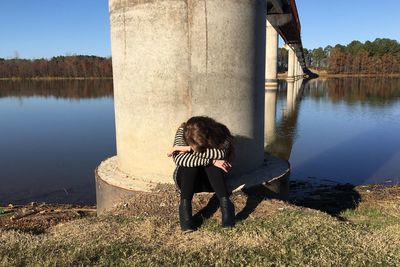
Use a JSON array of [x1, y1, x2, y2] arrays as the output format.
[[182, 116, 233, 153]]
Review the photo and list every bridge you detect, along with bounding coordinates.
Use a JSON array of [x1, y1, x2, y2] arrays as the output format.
[[96, 0, 308, 214], [266, 0, 306, 87]]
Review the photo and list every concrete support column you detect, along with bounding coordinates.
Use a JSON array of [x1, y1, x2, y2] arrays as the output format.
[[108, 0, 266, 183], [265, 20, 278, 88], [287, 47, 295, 82], [293, 56, 298, 78]]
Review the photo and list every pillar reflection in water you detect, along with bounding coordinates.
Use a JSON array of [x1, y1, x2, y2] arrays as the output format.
[[264, 85, 277, 147], [286, 81, 295, 116], [264, 79, 305, 199]]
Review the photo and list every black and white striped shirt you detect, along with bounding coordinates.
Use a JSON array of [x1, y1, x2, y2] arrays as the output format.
[[172, 127, 231, 167]]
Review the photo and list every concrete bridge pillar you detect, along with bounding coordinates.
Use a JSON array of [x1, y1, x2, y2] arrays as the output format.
[[265, 20, 278, 88], [94, 0, 277, 213], [294, 56, 298, 79], [92, 0, 303, 215], [287, 47, 295, 81]]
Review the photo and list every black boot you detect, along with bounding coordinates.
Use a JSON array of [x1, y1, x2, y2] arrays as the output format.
[[220, 197, 235, 227], [179, 199, 195, 232]]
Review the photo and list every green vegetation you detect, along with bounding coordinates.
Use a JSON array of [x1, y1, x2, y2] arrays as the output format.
[[304, 38, 400, 74], [1, 186, 399, 266]]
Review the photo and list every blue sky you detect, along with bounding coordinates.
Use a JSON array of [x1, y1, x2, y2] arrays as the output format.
[[296, 0, 400, 49], [0, 0, 110, 59], [0, 0, 399, 59]]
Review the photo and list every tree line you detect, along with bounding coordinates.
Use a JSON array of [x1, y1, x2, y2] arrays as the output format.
[[0, 55, 112, 78], [2, 38, 399, 77], [304, 38, 400, 74]]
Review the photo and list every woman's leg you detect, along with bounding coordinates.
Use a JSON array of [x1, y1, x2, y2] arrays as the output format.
[[177, 166, 201, 231], [204, 165, 235, 227], [204, 165, 229, 199], [179, 167, 201, 201]]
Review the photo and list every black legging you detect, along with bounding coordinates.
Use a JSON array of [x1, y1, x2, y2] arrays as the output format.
[[179, 165, 229, 200]]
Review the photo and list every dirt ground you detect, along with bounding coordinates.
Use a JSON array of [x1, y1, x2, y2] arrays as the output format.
[[0, 203, 96, 234], [1, 182, 399, 233]]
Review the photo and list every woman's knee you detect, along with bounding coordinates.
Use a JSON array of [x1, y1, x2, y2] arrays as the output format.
[[180, 166, 202, 177], [205, 165, 224, 177]]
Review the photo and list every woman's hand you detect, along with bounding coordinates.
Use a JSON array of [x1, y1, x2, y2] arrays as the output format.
[[167, 146, 192, 157], [213, 159, 232, 173]]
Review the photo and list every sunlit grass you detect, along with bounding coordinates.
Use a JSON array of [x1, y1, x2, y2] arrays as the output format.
[[1, 186, 400, 266]]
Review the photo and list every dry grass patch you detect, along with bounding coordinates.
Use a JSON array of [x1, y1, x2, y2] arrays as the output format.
[[1, 185, 400, 266]]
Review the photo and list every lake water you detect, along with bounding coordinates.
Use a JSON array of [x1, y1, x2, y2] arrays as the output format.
[[1, 78, 400, 205], [0, 80, 115, 205], [268, 77, 400, 186]]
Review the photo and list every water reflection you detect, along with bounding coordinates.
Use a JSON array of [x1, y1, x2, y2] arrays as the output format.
[[265, 77, 400, 186], [0, 80, 115, 205], [2, 77, 400, 205], [264, 87, 277, 147], [0, 79, 113, 99], [266, 79, 304, 161], [307, 77, 400, 106], [264, 79, 304, 200]]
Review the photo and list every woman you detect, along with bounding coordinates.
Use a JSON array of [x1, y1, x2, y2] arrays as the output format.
[[167, 116, 235, 232]]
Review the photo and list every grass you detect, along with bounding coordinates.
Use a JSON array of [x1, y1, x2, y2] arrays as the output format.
[[1, 186, 400, 266]]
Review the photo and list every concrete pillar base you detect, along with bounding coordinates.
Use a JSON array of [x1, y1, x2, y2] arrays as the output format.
[[95, 156, 158, 215], [95, 155, 290, 215]]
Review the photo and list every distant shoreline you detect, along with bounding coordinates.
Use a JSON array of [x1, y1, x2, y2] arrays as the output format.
[[2, 74, 400, 81]]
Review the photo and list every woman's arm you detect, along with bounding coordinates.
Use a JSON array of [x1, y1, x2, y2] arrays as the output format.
[[167, 145, 191, 157], [173, 128, 187, 147], [173, 127, 233, 160], [171, 127, 211, 167], [173, 152, 211, 167], [193, 136, 233, 160], [193, 147, 227, 160]]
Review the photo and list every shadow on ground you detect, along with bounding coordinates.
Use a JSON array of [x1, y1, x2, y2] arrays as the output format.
[[289, 179, 362, 219], [194, 174, 361, 224]]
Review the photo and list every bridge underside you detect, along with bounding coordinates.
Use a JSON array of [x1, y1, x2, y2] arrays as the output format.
[[266, 0, 306, 69]]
